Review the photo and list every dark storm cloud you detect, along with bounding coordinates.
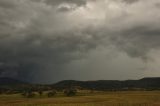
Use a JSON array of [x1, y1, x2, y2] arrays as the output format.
[[0, 0, 160, 83], [0, 0, 100, 82], [110, 25, 160, 59], [0, 0, 17, 8], [121, 0, 140, 4], [32, 0, 87, 7], [45, 0, 87, 6], [0, 25, 99, 82], [42, 0, 88, 12]]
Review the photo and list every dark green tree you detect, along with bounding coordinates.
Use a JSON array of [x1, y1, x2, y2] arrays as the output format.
[[38, 90, 43, 96], [47, 90, 56, 97], [64, 89, 77, 96]]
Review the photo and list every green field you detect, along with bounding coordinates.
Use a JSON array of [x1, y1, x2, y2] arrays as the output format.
[[0, 91, 160, 106]]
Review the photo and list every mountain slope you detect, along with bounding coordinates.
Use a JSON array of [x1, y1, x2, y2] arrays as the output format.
[[0, 77, 28, 85], [1, 77, 160, 91], [53, 77, 160, 90]]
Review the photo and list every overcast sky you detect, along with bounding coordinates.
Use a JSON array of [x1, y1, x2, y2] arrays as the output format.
[[0, 0, 160, 83]]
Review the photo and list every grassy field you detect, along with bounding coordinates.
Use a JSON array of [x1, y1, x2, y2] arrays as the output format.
[[0, 91, 160, 106]]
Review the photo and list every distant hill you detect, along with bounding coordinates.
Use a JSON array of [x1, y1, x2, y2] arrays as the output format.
[[0, 78, 51, 92], [0, 77, 31, 92], [52, 77, 160, 90], [0, 77, 160, 92], [0, 77, 28, 85]]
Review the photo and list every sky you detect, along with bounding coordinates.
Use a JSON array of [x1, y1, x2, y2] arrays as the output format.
[[0, 0, 160, 83]]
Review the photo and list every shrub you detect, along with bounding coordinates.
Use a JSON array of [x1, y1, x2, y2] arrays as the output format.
[[21, 91, 27, 97], [21, 90, 35, 98], [38, 90, 43, 96], [27, 92, 35, 98], [64, 89, 77, 96], [47, 90, 56, 97]]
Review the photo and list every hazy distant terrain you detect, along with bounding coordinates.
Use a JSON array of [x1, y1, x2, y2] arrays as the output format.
[[53, 77, 160, 90], [1, 77, 160, 92]]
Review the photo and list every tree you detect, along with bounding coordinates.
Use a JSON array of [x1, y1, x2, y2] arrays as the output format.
[[21, 90, 35, 98], [27, 91, 35, 98], [64, 89, 77, 96], [21, 91, 27, 97], [47, 90, 56, 97], [38, 90, 43, 96]]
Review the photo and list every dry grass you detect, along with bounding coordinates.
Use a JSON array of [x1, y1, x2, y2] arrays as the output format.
[[0, 91, 160, 106]]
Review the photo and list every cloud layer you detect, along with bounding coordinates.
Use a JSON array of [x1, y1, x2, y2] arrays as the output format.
[[0, 0, 160, 83]]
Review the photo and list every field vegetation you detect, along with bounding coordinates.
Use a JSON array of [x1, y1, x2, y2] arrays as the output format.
[[0, 91, 160, 106]]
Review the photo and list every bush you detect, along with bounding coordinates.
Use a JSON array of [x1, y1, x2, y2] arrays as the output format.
[[21, 91, 27, 97], [21, 90, 35, 98], [27, 92, 35, 98], [47, 90, 56, 97], [38, 90, 43, 96], [64, 89, 77, 96]]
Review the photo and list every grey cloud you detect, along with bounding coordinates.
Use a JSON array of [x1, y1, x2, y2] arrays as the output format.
[[0, 0, 17, 8], [42, 0, 88, 12], [121, 0, 140, 4], [0, 0, 160, 83], [57, 6, 73, 12], [57, 5, 77, 12], [0, 0, 99, 82], [32, 0, 88, 7], [109, 25, 160, 59], [0, 29, 99, 82], [45, 0, 87, 6]]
